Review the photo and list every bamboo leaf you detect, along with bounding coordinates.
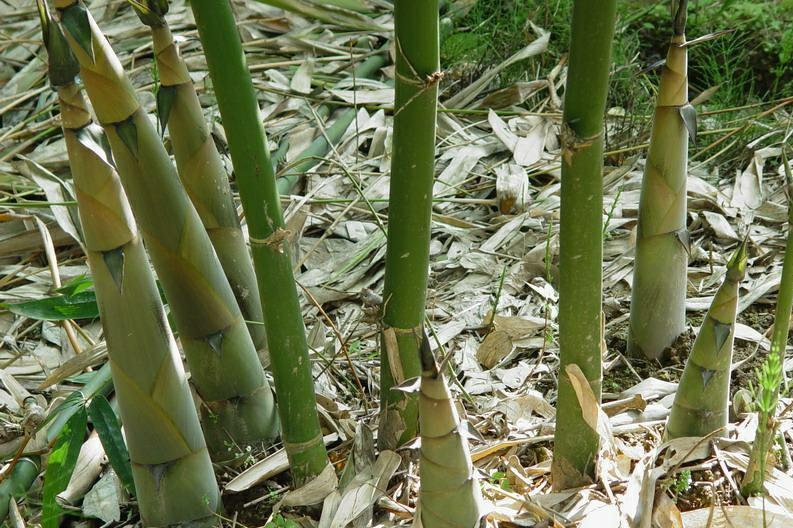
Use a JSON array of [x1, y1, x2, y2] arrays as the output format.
[[156, 85, 176, 133], [88, 396, 135, 495], [42, 408, 87, 528], [4, 290, 99, 321], [58, 3, 94, 62], [58, 275, 95, 296]]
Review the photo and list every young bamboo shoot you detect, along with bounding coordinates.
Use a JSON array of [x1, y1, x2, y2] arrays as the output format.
[[416, 333, 484, 528], [53, 0, 278, 456], [39, 3, 220, 523], [666, 240, 748, 439], [132, 0, 268, 354], [628, 0, 694, 360]]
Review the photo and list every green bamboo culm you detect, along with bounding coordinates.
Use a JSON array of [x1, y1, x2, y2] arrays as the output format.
[[0, 457, 39, 522], [53, 0, 278, 456], [551, 0, 617, 490], [666, 239, 748, 440], [742, 152, 792, 496], [416, 333, 484, 528], [131, 0, 268, 355], [378, 0, 440, 451], [38, 2, 220, 524], [628, 0, 695, 360], [189, 0, 329, 484]]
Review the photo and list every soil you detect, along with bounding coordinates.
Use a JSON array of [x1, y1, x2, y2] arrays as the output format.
[[602, 304, 780, 398]]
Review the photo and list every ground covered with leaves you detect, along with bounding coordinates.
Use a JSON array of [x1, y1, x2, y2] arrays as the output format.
[[0, 0, 792, 526]]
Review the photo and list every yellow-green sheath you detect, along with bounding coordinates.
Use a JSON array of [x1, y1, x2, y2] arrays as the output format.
[[53, 62, 219, 528], [416, 335, 484, 528], [189, 0, 329, 484], [378, 0, 440, 451], [628, 1, 693, 360], [666, 241, 747, 439], [134, 5, 267, 353], [551, 0, 617, 490], [54, 0, 277, 455]]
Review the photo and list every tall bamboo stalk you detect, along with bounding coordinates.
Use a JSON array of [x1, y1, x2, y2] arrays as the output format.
[[742, 154, 792, 496], [189, 0, 329, 485], [53, 0, 278, 456], [666, 239, 748, 439], [551, 0, 617, 490], [416, 333, 484, 528], [628, 0, 694, 360], [39, 3, 220, 524], [378, 0, 440, 451], [132, 0, 267, 353]]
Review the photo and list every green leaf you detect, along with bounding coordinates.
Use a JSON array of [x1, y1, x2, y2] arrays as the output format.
[[43, 391, 86, 441], [56, 275, 94, 296], [88, 396, 135, 495], [42, 408, 87, 528], [4, 290, 99, 321]]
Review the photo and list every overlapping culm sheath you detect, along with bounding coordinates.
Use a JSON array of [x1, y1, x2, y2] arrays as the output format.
[[131, 0, 268, 355], [38, 2, 220, 525], [415, 333, 484, 528], [666, 239, 748, 440], [52, 0, 278, 456], [629, 0, 695, 361]]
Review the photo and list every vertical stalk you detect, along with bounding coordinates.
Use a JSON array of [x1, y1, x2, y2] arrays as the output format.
[[666, 240, 748, 439], [189, 0, 329, 485], [54, 0, 278, 456], [133, 2, 267, 353], [551, 0, 617, 490], [378, 0, 440, 450], [742, 154, 792, 496], [39, 3, 220, 524], [628, 0, 694, 360]]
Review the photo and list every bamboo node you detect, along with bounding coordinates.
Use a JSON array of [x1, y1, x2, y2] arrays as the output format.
[[249, 227, 292, 252], [560, 123, 602, 165], [284, 433, 324, 454]]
